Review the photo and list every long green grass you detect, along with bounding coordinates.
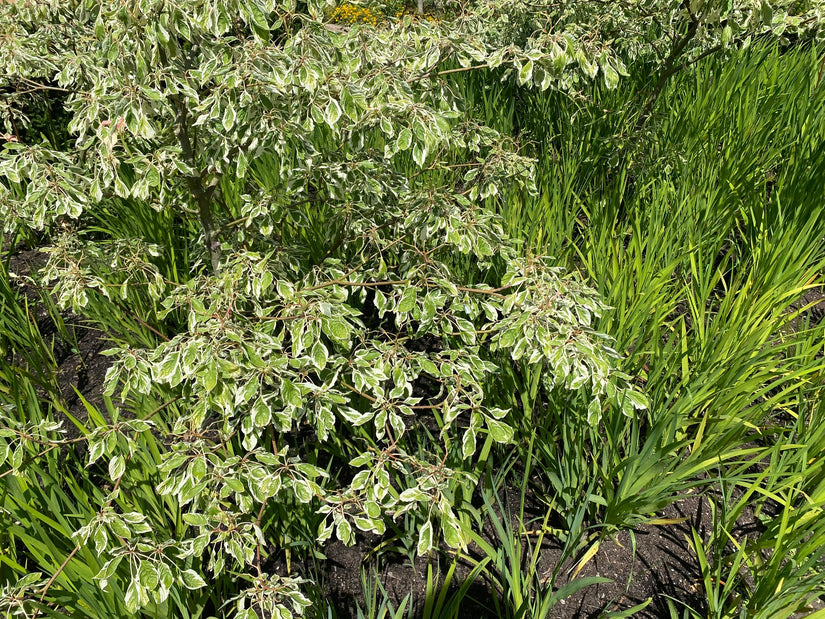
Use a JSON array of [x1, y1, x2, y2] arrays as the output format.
[[464, 41, 825, 616]]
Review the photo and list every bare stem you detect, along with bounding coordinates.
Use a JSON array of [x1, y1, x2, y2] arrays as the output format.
[[173, 96, 221, 274], [635, 3, 700, 132]]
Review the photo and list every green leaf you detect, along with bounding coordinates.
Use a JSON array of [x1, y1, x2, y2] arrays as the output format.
[[293, 479, 313, 502], [397, 286, 416, 313], [317, 405, 334, 439], [587, 397, 602, 424], [282, 379, 303, 408], [158, 562, 174, 592], [396, 128, 413, 151], [419, 357, 439, 376], [353, 516, 375, 532], [180, 569, 207, 590], [486, 418, 513, 443], [365, 501, 381, 518], [94, 16, 106, 40], [497, 328, 518, 348], [324, 98, 342, 128], [336, 518, 353, 545], [124, 580, 141, 613], [202, 364, 218, 392], [454, 317, 476, 345], [721, 24, 733, 47], [222, 104, 236, 131], [323, 317, 350, 342], [253, 398, 271, 427], [341, 87, 358, 121], [109, 454, 126, 480], [517, 59, 534, 85], [441, 511, 463, 548], [399, 487, 428, 502], [624, 389, 648, 410], [621, 395, 635, 418], [417, 520, 433, 555], [93, 524, 109, 553], [317, 519, 334, 543], [338, 406, 372, 425], [94, 556, 123, 582], [247, 2, 270, 42], [236, 149, 249, 179], [412, 143, 429, 167], [299, 65, 317, 91], [191, 456, 207, 481], [602, 62, 619, 89], [461, 425, 477, 458], [182, 512, 209, 527], [761, 0, 774, 25], [311, 341, 328, 370], [139, 561, 159, 589], [110, 518, 132, 541], [550, 576, 613, 606]]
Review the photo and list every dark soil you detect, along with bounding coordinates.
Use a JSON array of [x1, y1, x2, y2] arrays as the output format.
[[787, 285, 825, 333], [6, 247, 114, 428], [280, 494, 712, 618], [295, 489, 825, 618]]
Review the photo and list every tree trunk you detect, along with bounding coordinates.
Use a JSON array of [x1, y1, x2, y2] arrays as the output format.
[[174, 97, 221, 274], [196, 189, 221, 274]]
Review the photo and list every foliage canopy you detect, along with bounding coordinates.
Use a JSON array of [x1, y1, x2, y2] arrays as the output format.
[[0, 0, 822, 616]]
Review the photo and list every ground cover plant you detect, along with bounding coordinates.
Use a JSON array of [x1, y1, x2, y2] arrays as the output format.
[[1, 0, 825, 617]]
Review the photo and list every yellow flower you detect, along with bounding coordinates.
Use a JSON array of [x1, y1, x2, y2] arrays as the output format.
[[328, 2, 385, 26]]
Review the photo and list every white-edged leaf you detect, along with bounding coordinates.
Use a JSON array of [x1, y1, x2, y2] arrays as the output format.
[[417, 520, 433, 555], [517, 59, 534, 85], [222, 104, 236, 131], [486, 418, 513, 443], [109, 454, 126, 480], [311, 341, 328, 370], [624, 389, 648, 410], [324, 98, 342, 128], [180, 569, 206, 590], [396, 128, 412, 151], [602, 62, 619, 89]]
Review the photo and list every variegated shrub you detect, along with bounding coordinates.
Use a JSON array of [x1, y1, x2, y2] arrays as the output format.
[[1, 0, 821, 616]]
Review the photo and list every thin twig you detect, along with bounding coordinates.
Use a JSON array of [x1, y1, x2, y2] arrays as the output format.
[[141, 396, 183, 421], [32, 466, 129, 618], [410, 63, 488, 83], [306, 279, 409, 292], [16, 77, 76, 94], [456, 285, 507, 298], [34, 545, 80, 612], [341, 381, 377, 403], [254, 498, 268, 577]]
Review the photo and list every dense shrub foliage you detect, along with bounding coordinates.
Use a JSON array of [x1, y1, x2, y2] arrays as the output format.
[[1, 0, 823, 617]]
